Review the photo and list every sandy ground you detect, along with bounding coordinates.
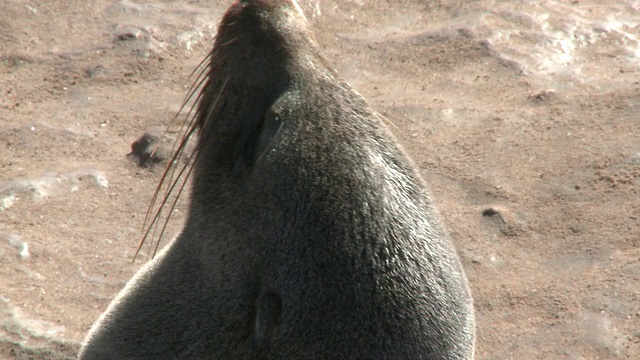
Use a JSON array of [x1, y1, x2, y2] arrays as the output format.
[[1, 0, 638, 359]]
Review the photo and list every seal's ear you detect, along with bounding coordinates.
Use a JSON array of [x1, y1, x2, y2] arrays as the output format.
[[232, 108, 284, 177], [252, 291, 282, 352]]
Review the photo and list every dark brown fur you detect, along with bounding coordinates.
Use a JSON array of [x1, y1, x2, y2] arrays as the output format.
[[79, 1, 475, 358]]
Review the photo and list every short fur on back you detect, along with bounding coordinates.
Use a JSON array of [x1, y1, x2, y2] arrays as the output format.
[[78, 1, 476, 358]]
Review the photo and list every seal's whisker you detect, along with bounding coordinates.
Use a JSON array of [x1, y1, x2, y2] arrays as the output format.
[[219, 37, 238, 47], [135, 124, 198, 261], [152, 153, 198, 258], [180, 56, 214, 123], [162, 51, 217, 168], [188, 50, 213, 79], [379, 114, 403, 135], [165, 58, 213, 160], [146, 59, 210, 170], [147, 125, 199, 242], [193, 68, 229, 142], [138, 59, 212, 248], [136, 53, 220, 261], [137, 120, 196, 258], [150, 74, 231, 255], [163, 64, 224, 201], [135, 74, 230, 260]]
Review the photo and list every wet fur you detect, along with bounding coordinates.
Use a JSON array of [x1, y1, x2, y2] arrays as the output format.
[[79, 0, 475, 358]]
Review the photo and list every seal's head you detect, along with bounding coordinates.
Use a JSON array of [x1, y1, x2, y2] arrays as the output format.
[[193, 0, 328, 178]]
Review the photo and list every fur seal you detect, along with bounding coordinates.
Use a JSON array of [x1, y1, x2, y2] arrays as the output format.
[[79, 0, 475, 358]]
